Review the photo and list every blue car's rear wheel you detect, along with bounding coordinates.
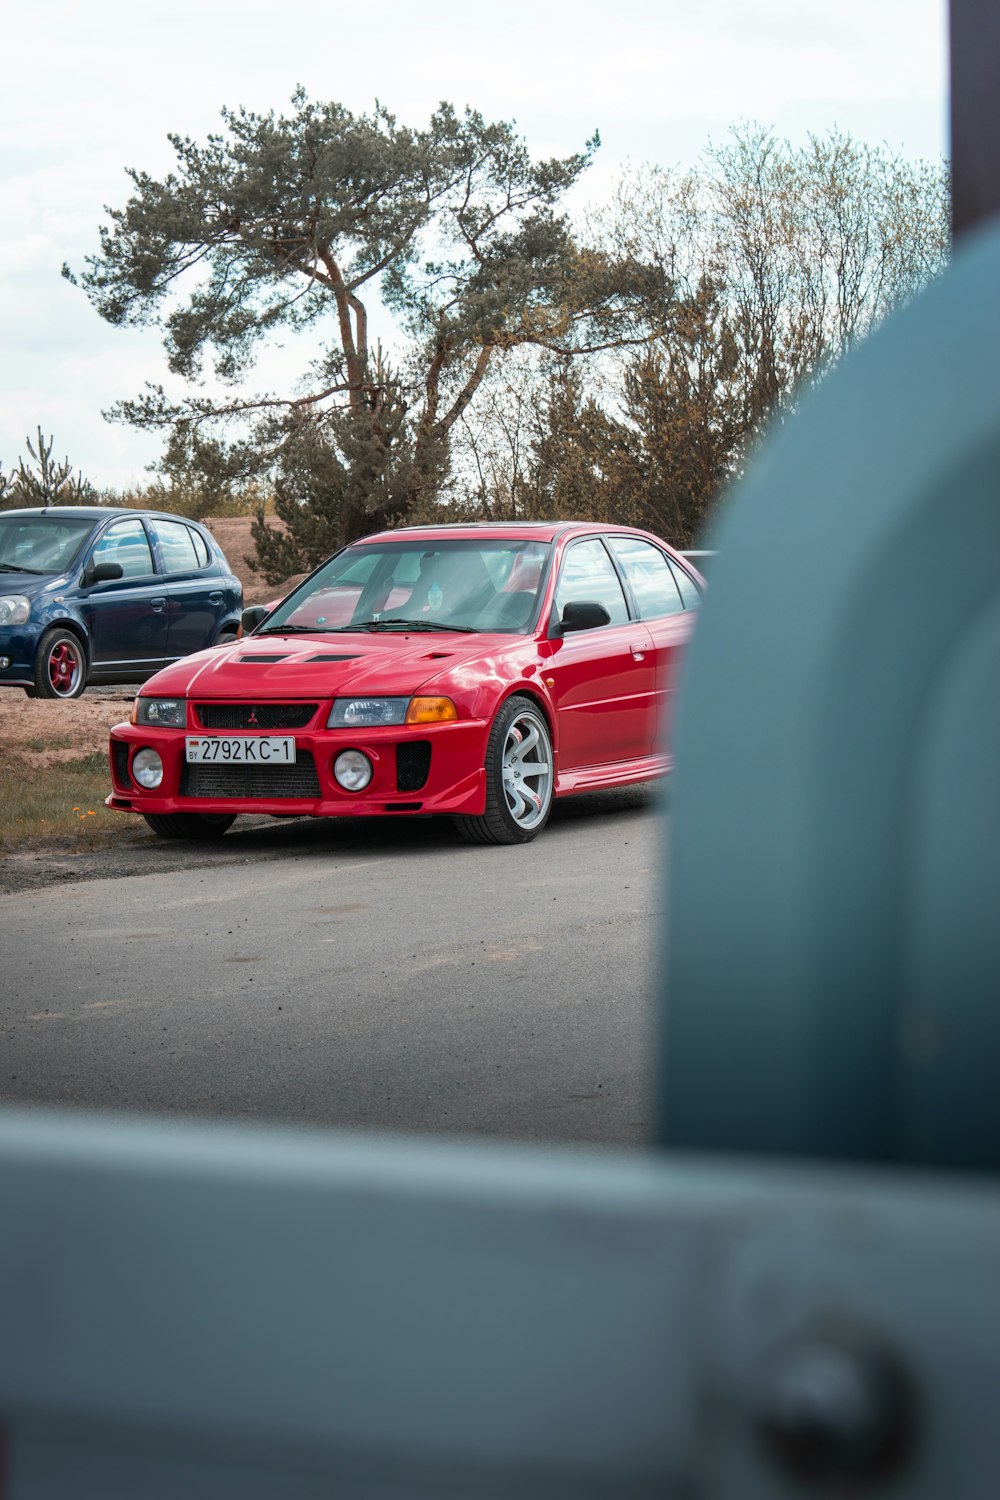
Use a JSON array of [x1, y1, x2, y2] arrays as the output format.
[[143, 813, 236, 840], [33, 628, 86, 699], [455, 695, 554, 845]]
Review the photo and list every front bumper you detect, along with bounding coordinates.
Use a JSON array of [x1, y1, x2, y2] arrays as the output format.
[[107, 717, 491, 819], [0, 625, 38, 684]]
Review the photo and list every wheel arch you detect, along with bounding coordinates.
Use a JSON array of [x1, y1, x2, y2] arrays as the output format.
[[495, 682, 554, 738], [39, 616, 90, 666], [492, 683, 562, 767]]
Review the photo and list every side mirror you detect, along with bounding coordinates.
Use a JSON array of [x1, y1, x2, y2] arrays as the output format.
[[241, 605, 270, 634], [560, 600, 612, 633], [86, 562, 124, 586]]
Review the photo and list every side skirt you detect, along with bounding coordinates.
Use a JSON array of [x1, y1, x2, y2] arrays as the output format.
[[555, 752, 672, 796]]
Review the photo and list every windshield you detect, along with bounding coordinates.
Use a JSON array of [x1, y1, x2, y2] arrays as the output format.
[[263, 537, 552, 636], [0, 514, 95, 575]]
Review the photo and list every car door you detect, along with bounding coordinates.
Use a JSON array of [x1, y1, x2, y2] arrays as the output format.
[[544, 536, 657, 771], [81, 517, 170, 671], [147, 517, 226, 657], [606, 536, 701, 753]]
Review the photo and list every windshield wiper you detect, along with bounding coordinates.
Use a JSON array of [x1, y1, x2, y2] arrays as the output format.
[[256, 624, 360, 635], [362, 618, 477, 633], [0, 562, 44, 573]]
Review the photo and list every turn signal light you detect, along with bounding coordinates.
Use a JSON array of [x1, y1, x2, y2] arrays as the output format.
[[405, 696, 457, 724]]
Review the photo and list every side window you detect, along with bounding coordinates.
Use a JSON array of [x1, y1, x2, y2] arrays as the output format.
[[667, 557, 702, 610], [188, 526, 211, 568], [149, 518, 200, 574], [609, 536, 685, 619], [90, 519, 154, 580], [554, 538, 629, 627]]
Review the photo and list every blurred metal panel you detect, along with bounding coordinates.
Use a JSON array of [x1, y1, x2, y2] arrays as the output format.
[[1, 1109, 999, 1496], [659, 218, 1000, 1168], [950, 0, 1000, 236]]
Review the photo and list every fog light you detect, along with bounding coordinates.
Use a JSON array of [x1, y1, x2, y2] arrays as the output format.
[[132, 748, 164, 789], [334, 749, 372, 792], [0, 656, 10, 668]]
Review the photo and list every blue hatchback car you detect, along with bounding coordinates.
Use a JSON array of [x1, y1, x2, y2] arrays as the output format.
[[0, 507, 243, 698]]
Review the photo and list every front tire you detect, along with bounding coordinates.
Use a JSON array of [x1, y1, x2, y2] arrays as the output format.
[[143, 813, 236, 840], [454, 695, 554, 845], [33, 628, 86, 698]]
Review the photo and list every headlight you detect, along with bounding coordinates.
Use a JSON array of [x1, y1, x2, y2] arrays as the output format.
[[328, 697, 409, 728], [132, 697, 187, 728], [326, 696, 458, 728], [0, 595, 30, 627], [132, 749, 164, 789]]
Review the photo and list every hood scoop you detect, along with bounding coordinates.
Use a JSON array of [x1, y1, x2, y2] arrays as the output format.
[[309, 653, 360, 662], [238, 654, 290, 663], [423, 652, 453, 660]]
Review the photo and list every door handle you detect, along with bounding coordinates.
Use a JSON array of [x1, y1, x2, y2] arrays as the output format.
[[151, 597, 167, 612], [630, 642, 647, 661], [209, 592, 224, 604]]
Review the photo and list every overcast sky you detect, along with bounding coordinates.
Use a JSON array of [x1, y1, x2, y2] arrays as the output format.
[[2, 0, 948, 492]]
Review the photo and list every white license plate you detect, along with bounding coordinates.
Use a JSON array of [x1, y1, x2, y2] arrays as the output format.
[[185, 736, 296, 764]]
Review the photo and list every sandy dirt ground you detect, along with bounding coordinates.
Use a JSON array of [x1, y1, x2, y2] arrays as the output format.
[[203, 515, 306, 606], [0, 687, 139, 767]]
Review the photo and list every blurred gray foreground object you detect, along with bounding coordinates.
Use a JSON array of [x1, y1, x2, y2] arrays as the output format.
[[1, 1113, 999, 1498], [3, 219, 1000, 1500], [661, 215, 1000, 1171]]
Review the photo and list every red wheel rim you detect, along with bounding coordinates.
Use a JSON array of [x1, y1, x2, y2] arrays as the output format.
[[48, 641, 80, 695]]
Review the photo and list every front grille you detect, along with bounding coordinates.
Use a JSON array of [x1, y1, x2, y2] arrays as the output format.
[[195, 703, 318, 730], [181, 751, 321, 800], [396, 740, 432, 792]]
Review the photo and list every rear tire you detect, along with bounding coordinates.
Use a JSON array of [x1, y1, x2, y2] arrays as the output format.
[[33, 628, 87, 698], [454, 695, 554, 846], [143, 812, 236, 840]]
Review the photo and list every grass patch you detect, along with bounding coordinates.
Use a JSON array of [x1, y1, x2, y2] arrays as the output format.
[[24, 736, 76, 753], [0, 752, 125, 848]]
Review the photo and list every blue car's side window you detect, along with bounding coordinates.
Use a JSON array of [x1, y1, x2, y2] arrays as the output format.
[[148, 518, 201, 574], [91, 520, 155, 579], [188, 527, 211, 568]]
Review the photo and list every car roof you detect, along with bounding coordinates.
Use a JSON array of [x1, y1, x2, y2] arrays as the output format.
[[0, 506, 123, 521], [0, 506, 210, 526], [355, 521, 664, 546]]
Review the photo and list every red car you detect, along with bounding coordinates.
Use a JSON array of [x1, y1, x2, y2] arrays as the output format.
[[107, 522, 703, 845]]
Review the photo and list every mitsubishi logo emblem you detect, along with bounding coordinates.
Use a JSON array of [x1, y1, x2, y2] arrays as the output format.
[[247, 709, 259, 726]]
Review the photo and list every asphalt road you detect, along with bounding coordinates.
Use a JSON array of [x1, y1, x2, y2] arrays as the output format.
[[0, 786, 668, 1145]]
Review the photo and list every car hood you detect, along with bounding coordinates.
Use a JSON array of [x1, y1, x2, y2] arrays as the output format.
[[0, 570, 66, 596], [141, 630, 518, 698]]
